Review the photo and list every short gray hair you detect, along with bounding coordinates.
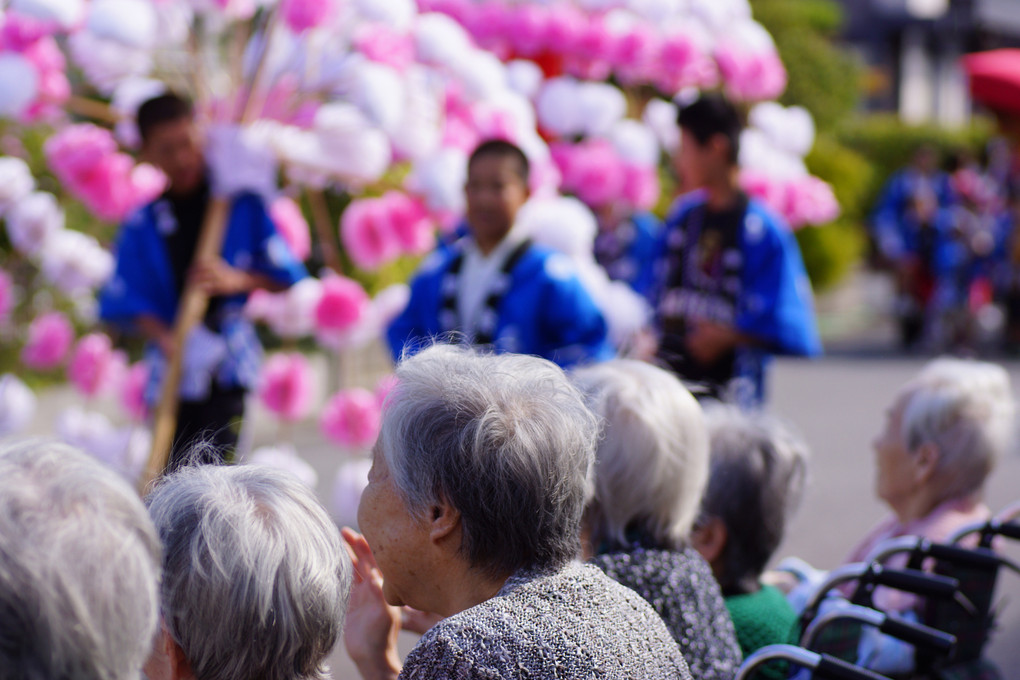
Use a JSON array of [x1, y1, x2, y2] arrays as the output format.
[[898, 358, 1015, 502], [0, 438, 161, 680], [700, 405, 809, 591], [382, 344, 600, 577], [572, 359, 709, 550], [145, 464, 352, 680]]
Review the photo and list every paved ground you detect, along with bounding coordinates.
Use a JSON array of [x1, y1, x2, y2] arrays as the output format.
[[15, 269, 1020, 677]]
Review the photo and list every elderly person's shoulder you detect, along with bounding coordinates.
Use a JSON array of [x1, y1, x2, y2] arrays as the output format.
[[402, 562, 692, 680], [592, 543, 738, 679]]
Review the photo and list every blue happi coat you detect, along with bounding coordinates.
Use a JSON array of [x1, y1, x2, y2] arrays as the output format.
[[99, 192, 307, 401], [656, 192, 821, 405], [594, 211, 663, 301], [387, 238, 614, 368]]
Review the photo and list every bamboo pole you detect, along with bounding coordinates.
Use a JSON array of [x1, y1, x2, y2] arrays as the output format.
[[307, 188, 343, 274]]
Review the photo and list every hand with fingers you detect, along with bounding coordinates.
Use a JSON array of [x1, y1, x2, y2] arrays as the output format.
[[341, 528, 403, 680], [400, 607, 443, 635]]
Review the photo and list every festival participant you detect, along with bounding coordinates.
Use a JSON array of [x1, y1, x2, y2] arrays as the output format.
[[99, 93, 307, 468], [572, 359, 742, 680], [343, 345, 692, 680], [692, 405, 809, 675], [871, 145, 954, 348], [0, 439, 162, 680], [387, 140, 613, 367], [655, 94, 820, 406], [143, 464, 352, 680]]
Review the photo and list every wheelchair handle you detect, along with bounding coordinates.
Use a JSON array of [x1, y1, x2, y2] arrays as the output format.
[[802, 603, 956, 656], [736, 644, 893, 680]]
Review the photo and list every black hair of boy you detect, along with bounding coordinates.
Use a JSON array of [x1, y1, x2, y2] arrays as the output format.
[[676, 94, 743, 165], [137, 93, 194, 144], [468, 139, 530, 185]]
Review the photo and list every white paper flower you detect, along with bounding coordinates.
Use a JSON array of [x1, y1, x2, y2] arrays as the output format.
[[0, 157, 36, 216], [68, 31, 152, 94], [0, 374, 36, 437], [506, 60, 545, 100], [608, 119, 660, 168], [0, 54, 39, 120], [39, 229, 115, 294], [5, 191, 64, 257], [642, 98, 680, 155], [9, 0, 85, 28], [404, 148, 467, 215], [413, 12, 473, 68], [56, 407, 149, 481], [87, 0, 158, 49]]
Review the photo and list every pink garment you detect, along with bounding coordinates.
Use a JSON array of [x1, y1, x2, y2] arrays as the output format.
[[843, 498, 990, 614]]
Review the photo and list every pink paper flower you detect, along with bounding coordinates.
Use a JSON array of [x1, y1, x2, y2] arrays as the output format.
[[320, 388, 381, 449], [340, 197, 402, 271], [382, 191, 435, 255], [21, 311, 73, 370], [270, 196, 312, 261], [558, 140, 626, 209], [505, 4, 549, 57], [355, 25, 415, 72], [314, 273, 369, 334], [281, 0, 335, 33], [258, 352, 314, 422], [621, 163, 660, 211], [67, 333, 120, 397], [784, 176, 840, 228], [119, 361, 149, 421], [44, 123, 117, 181]]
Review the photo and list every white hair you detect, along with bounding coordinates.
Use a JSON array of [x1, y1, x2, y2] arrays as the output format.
[[382, 344, 600, 577], [572, 359, 709, 550], [898, 358, 1015, 502], [0, 438, 161, 680], [145, 464, 352, 680]]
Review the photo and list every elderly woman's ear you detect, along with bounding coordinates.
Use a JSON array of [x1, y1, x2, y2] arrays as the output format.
[[428, 499, 461, 545], [144, 622, 195, 680], [690, 517, 727, 569], [911, 442, 940, 485]]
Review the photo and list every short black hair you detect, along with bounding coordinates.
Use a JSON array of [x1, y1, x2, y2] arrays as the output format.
[[676, 93, 743, 164], [468, 139, 530, 185], [137, 93, 194, 144]]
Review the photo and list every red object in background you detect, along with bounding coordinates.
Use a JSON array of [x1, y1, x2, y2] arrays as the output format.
[[963, 49, 1020, 115]]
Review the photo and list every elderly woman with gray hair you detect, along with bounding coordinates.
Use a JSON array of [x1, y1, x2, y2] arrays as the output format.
[[142, 463, 353, 680], [343, 345, 692, 680], [572, 359, 743, 680], [842, 357, 1015, 609], [0, 439, 162, 680], [691, 405, 809, 671]]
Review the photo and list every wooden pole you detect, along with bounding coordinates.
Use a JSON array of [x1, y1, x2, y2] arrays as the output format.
[[307, 188, 343, 274], [139, 196, 231, 491]]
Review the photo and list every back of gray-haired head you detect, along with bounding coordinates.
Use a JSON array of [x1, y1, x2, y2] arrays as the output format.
[[382, 344, 600, 577], [700, 405, 809, 592], [898, 357, 1015, 502], [0, 439, 161, 680], [572, 359, 709, 551], [145, 463, 352, 680]]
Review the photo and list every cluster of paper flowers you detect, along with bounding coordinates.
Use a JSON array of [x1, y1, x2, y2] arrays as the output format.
[[417, 0, 785, 101], [738, 102, 840, 228], [0, 157, 116, 298]]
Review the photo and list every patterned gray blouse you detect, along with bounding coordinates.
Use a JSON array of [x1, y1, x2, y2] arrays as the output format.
[[591, 544, 743, 680], [399, 561, 693, 679]]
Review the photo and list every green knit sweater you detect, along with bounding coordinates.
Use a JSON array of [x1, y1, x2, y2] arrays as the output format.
[[725, 584, 799, 680]]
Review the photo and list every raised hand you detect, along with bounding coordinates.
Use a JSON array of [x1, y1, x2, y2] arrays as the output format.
[[341, 527, 403, 680]]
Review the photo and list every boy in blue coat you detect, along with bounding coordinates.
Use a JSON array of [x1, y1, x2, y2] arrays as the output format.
[[99, 94, 307, 468], [388, 140, 613, 367], [654, 94, 821, 406]]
